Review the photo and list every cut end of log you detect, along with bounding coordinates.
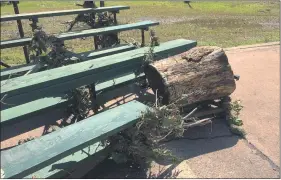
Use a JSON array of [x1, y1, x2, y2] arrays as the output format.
[[144, 46, 236, 106], [144, 65, 170, 105]]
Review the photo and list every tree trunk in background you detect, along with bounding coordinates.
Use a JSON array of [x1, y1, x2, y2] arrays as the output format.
[[144, 46, 236, 107]]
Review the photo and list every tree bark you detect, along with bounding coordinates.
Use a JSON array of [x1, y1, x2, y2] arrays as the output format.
[[144, 46, 236, 107]]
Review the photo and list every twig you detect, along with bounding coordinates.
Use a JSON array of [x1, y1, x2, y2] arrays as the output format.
[[155, 89, 158, 108], [1, 94, 8, 102], [0, 94, 15, 106], [182, 107, 198, 120], [120, 38, 140, 47], [183, 117, 213, 129], [155, 130, 173, 143], [1, 74, 13, 87], [94, 142, 102, 153]]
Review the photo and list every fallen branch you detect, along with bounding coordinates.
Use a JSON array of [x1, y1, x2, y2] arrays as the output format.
[[24, 63, 44, 76], [182, 106, 198, 120], [0, 60, 11, 68], [183, 117, 213, 129]]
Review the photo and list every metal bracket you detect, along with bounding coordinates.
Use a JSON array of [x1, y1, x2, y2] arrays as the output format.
[[234, 74, 240, 81], [143, 27, 149, 31]]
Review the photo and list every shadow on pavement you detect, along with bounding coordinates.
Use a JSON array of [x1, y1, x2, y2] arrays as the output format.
[[83, 118, 240, 178]]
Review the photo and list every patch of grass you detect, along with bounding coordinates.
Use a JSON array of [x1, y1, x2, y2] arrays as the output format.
[[223, 99, 246, 138], [1, 1, 79, 15], [1, 1, 279, 65]]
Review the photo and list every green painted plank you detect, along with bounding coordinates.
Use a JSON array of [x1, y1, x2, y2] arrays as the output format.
[[1, 63, 35, 80], [1, 96, 68, 125], [1, 39, 196, 109], [0, 44, 136, 81], [1, 39, 196, 101], [77, 44, 135, 60], [1, 100, 149, 178], [0, 72, 145, 125], [95, 72, 144, 92], [24, 143, 111, 179], [0, 21, 159, 49], [1, 38, 30, 49], [0, 6, 129, 22]]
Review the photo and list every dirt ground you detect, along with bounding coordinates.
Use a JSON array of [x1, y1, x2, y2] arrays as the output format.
[[1, 43, 280, 178]]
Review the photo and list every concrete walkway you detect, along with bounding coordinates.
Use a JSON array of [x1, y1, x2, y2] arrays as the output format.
[[156, 44, 280, 178], [228, 44, 280, 167]]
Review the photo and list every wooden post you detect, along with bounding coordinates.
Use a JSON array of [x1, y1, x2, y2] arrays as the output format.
[[90, 83, 99, 114], [141, 29, 145, 47], [113, 12, 117, 25], [12, 1, 30, 64], [100, 1, 105, 7], [94, 38, 99, 50]]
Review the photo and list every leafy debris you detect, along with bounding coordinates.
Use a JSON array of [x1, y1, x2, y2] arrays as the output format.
[[222, 97, 246, 138], [106, 104, 184, 167]]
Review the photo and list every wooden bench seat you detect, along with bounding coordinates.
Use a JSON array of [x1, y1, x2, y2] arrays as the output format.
[[24, 142, 111, 179], [1, 44, 136, 80], [1, 39, 197, 109], [1, 100, 149, 179], [1, 39, 197, 126], [0, 6, 130, 22], [0, 21, 159, 49], [1, 72, 145, 126], [1, 4, 196, 179]]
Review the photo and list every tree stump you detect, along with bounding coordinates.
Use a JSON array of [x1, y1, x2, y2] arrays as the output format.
[[144, 46, 236, 107]]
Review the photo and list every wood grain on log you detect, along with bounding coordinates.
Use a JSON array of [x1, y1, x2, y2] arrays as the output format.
[[144, 46, 236, 106]]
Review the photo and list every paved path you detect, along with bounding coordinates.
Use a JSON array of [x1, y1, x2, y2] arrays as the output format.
[[147, 44, 280, 178], [227, 45, 280, 167]]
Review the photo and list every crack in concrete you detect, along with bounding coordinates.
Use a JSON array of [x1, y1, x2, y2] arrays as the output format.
[[162, 134, 235, 143], [245, 139, 280, 173], [163, 133, 280, 177]]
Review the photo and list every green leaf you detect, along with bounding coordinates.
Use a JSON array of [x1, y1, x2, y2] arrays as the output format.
[[233, 118, 243, 126]]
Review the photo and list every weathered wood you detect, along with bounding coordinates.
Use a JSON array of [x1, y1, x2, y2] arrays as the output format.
[[0, 21, 159, 49], [144, 46, 236, 106], [1, 72, 145, 126], [0, 44, 136, 80], [100, 1, 105, 7], [0, 6, 129, 22], [141, 29, 145, 47], [191, 108, 225, 118], [64, 146, 111, 179], [12, 1, 30, 63], [183, 117, 212, 128], [1, 100, 149, 178], [0, 61, 11, 68], [24, 143, 111, 179], [1, 39, 197, 126], [1, 39, 197, 109], [0, 38, 30, 49]]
